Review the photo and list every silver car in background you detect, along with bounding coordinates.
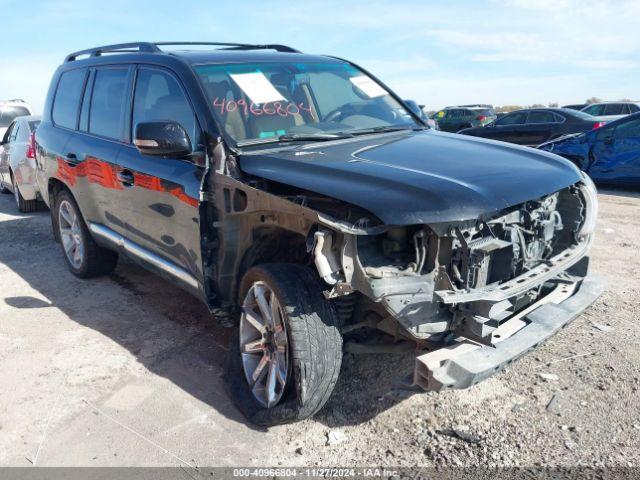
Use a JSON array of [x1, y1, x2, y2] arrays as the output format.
[[581, 101, 640, 123], [0, 100, 33, 138], [0, 115, 42, 212]]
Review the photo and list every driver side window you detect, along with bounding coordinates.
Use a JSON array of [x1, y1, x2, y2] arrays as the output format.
[[132, 68, 197, 145], [309, 72, 361, 117]]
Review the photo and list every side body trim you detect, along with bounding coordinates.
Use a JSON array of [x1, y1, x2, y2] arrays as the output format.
[[88, 222, 200, 291]]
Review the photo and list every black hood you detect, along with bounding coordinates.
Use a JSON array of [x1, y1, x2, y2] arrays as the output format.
[[239, 130, 582, 226]]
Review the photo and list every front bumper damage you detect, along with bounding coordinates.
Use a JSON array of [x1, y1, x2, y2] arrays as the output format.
[[412, 275, 605, 391]]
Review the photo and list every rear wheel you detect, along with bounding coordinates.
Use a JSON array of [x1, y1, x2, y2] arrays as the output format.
[[11, 173, 38, 213], [227, 264, 343, 426], [54, 190, 118, 278]]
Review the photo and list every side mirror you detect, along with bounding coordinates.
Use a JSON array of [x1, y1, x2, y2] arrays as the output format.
[[134, 121, 192, 157], [603, 136, 614, 145], [403, 99, 424, 119]]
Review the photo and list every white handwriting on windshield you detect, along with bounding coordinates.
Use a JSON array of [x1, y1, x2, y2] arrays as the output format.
[[212, 97, 313, 117]]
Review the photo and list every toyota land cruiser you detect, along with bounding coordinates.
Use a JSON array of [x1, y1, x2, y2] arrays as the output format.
[[35, 42, 603, 426]]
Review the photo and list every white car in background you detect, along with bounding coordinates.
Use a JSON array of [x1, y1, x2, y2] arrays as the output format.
[[0, 100, 33, 138], [581, 101, 640, 123], [0, 115, 42, 212]]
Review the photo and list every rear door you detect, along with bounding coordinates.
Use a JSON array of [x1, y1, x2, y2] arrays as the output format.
[[520, 110, 560, 145], [589, 116, 640, 183], [62, 66, 132, 231], [115, 65, 204, 283]]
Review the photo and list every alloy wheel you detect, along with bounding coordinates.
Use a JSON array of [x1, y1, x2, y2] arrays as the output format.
[[239, 281, 290, 408], [58, 200, 84, 269]]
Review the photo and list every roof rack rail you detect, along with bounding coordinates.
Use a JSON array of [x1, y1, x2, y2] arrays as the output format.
[[65, 42, 161, 62], [154, 42, 301, 53], [457, 104, 494, 108], [65, 41, 300, 62]]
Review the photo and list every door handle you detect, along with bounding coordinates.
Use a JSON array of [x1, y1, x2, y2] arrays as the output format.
[[65, 152, 81, 166], [117, 169, 135, 186]]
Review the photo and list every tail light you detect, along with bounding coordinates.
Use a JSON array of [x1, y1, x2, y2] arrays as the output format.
[[592, 121, 606, 130], [26, 132, 36, 159], [477, 115, 487, 121]]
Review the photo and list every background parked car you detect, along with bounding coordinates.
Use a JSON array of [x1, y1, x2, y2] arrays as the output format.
[[0, 115, 42, 212], [0, 100, 33, 138], [562, 103, 589, 111], [432, 104, 496, 132], [458, 108, 606, 146], [539, 112, 640, 185], [580, 102, 640, 122]]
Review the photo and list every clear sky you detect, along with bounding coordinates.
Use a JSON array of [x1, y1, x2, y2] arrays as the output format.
[[2, 0, 638, 113]]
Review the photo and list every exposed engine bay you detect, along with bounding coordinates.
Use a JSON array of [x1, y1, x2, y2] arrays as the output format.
[[310, 181, 595, 347]]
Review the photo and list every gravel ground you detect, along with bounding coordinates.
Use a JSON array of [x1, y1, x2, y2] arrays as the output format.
[[0, 187, 638, 468]]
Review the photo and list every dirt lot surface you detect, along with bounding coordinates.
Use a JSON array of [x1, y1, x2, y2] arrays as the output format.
[[0, 187, 639, 469]]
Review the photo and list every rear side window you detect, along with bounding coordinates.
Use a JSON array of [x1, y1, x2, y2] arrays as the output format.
[[16, 122, 30, 142], [475, 108, 495, 117], [603, 104, 624, 115], [132, 68, 196, 142], [52, 69, 86, 129], [89, 68, 129, 140], [9, 123, 20, 142], [527, 111, 557, 123], [496, 112, 526, 125]]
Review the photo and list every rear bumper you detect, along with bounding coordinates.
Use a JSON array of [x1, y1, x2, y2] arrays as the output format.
[[413, 275, 605, 391]]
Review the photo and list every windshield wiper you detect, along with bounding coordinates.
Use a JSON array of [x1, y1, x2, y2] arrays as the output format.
[[347, 125, 424, 136], [278, 132, 353, 142], [237, 132, 352, 147]]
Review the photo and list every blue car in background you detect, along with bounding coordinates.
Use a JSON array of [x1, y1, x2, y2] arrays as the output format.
[[539, 112, 640, 185]]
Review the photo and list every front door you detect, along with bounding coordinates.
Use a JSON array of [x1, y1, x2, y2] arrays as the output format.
[[116, 66, 205, 284], [484, 111, 527, 143]]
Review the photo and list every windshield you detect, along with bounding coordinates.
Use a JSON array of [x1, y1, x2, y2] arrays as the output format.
[[194, 61, 420, 145], [0, 106, 30, 127]]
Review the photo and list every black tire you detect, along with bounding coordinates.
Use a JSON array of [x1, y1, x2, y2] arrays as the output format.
[[227, 264, 343, 426], [54, 189, 118, 278], [11, 173, 38, 213]]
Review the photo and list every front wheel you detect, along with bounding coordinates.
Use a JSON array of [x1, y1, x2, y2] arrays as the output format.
[[227, 264, 343, 426]]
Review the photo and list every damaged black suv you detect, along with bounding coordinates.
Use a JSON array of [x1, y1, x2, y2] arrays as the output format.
[[36, 42, 603, 426]]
